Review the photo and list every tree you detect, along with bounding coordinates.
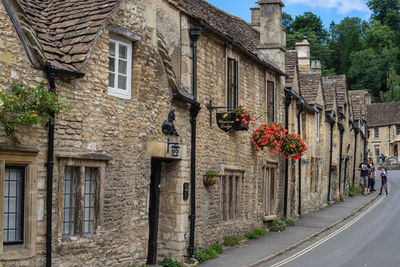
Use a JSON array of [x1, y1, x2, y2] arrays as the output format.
[[329, 17, 366, 74], [367, 0, 400, 33], [365, 20, 397, 50], [291, 12, 328, 42], [380, 68, 400, 102], [282, 12, 293, 33]]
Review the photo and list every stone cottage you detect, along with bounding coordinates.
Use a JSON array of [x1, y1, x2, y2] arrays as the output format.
[[367, 102, 400, 159], [0, 0, 292, 265]]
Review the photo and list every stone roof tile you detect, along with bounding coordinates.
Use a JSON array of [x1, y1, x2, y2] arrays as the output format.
[[8, 0, 120, 72], [299, 73, 321, 105], [367, 102, 400, 127]]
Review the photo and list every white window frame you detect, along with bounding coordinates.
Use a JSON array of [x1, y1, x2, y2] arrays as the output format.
[[108, 36, 132, 99]]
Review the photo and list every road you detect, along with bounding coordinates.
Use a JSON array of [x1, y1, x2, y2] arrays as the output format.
[[266, 169, 400, 267]]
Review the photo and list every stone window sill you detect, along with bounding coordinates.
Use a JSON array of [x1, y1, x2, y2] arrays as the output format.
[[263, 215, 278, 222], [2, 245, 34, 260]]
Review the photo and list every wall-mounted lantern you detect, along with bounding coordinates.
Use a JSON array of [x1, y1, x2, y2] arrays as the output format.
[[167, 138, 180, 158]]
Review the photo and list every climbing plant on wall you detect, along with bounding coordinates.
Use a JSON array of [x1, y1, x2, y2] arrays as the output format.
[[0, 82, 69, 143]]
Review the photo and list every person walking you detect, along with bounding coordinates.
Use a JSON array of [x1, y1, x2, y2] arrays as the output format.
[[359, 159, 371, 196], [369, 160, 376, 193], [379, 168, 388, 195]]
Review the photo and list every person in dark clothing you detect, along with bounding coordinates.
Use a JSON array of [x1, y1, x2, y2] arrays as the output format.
[[379, 168, 388, 195], [369, 160, 376, 193], [359, 159, 371, 196]]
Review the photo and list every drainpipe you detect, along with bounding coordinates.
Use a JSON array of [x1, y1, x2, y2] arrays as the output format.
[[283, 91, 291, 217], [296, 104, 303, 215], [352, 130, 359, 185], [188, 27, 201, 258], [338, 127, 344, 195], [45, 70, 56, 267], [327, 118, 334, 202], [44, 64, 84, 267]]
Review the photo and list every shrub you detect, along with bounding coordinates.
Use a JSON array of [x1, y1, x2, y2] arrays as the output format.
[[193, 251, 208, 263], [254, 228, 267, 237], [223, 236, 240, 247], [281, 217, 295, 226], [348, 184, 361, 197], [159, 258, 181, 267], [268, 219, 286, 232], [244, 232, 259, 240], [340, 194, 345, 202], [210, 243, 224, 254]]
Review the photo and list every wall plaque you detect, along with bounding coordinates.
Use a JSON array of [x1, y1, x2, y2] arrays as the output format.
[[216, 112, 235, 132]]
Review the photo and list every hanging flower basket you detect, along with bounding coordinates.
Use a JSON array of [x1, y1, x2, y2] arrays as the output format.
[[203, 170, 220, 186], [233, 107, 254, 131], [252, 122, 286, 152], [280, 133, 307, 160]]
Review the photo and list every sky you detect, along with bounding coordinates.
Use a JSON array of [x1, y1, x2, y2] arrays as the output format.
[[207, 0, 372, 28]]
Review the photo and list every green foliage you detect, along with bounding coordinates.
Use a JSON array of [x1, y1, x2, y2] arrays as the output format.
[[253, 228, 267, 237], [210, 243, 224, 254], [340, 194, 345, 202], [159, 258, 181, 267], [244, 232, 259, 240], [367, 0, 400, 32], [290, 12, 328, 41], [223, 236, 240, 247], [194, 243, 224, 263], [349, 184, 361, 197], [281, 217, 296, 226], [380, 68, 400, 102], [0, 82, 69, 142], [268, 219, 286, 232]]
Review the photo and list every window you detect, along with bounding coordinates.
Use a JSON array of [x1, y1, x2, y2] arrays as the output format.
[[262, 167, 275, 216], [310, 158, 319, 193], [3, 166, 25, 245], [374, 145, 380, 156], [108, 36, 132, 99], [374, 127, 379, 139], [58, 157, 106, 239], [267, 81, 275, 123], [227, 58, 238, 110], [316, 112, 320, 143], [0, 151, 38, 260], [221, 172, 242, 221], [396, 125, 400, 136], [61, 166, 99, 236]]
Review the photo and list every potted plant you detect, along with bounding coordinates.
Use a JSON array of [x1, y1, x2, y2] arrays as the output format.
[[233, 107, 254, 130], [203, 170, 220, 186]]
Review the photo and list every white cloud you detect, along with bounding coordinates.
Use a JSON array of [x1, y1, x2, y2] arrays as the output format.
[[285, 0, 369, 14]]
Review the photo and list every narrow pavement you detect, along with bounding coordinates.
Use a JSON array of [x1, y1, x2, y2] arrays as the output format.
[[200, 174, 386, 267], [266, 170, 399, 267]]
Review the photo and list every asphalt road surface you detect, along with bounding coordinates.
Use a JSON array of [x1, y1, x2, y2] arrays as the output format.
[[266, 169, 400, 267]]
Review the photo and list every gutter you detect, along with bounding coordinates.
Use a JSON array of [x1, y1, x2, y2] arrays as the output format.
[[338, 124, 344, 195], [327, 112, 334, 202], [44, 64, 84, 267], [296, 103, 304, 215], [188, 27, 201, 258], [352, 129, 359, 185], [283, 89, 292, 217]]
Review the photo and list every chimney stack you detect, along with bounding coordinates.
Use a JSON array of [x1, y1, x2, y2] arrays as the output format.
[[256, 0, 286, 71], [295, 37, 310, 73], [311, 60, 321, 74], [250, 7, 261, 32]]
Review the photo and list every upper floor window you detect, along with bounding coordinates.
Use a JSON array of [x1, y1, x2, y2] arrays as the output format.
[[396, 125, 400, 136], [108, 36, 132, 99], [267, 81, 275, 123], [227, 58, 238, 110], [374, 127, 379, 139]]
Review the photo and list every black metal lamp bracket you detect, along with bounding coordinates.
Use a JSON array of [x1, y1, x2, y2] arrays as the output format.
[[206, 100, 230, 128]]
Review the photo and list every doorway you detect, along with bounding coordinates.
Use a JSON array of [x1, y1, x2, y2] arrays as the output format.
[[147, 159, 162, 265]]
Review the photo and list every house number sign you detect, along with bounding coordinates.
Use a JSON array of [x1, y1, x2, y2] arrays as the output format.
[[216, 112, 235, 132]]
